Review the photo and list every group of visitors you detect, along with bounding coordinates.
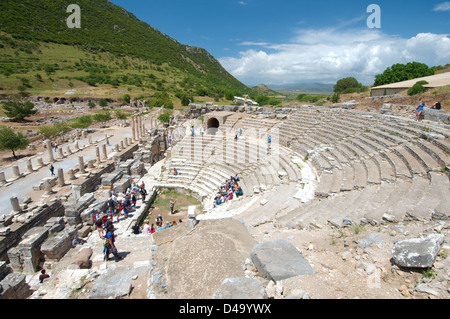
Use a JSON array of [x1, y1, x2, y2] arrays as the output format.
[[212, 173, 243, 208], [415, 100, 442, 121], [132, 218, 183, 235], [91, 180, 148, 261]]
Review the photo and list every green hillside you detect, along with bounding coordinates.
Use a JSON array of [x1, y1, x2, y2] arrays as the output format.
[[0, 0, 251, 104]]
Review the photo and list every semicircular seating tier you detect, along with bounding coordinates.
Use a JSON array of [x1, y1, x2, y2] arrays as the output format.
[[158, 107, 449, 227], [276, 106, 450, 227]]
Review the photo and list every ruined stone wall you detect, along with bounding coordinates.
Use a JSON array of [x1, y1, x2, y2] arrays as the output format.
[[0, 201, 65, 261]]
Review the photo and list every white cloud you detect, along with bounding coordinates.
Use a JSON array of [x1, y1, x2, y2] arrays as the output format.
[[219, 29, 450, 86], [433, 2, 450, 11], [238, 41, 270, 46]]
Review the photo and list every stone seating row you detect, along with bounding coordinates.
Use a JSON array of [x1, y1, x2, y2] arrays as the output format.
[[280, 107, 450, 199], [275, 171, 448, 229], [160, 135, 305, 211]]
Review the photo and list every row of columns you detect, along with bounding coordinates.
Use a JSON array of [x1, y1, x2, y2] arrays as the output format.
[[1, 134, 136, 186], [130, 115, 155, 141], [5, 117, 150, 212]]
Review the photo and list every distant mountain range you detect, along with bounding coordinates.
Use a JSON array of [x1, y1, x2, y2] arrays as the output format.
[[268, 82, 334, 94]]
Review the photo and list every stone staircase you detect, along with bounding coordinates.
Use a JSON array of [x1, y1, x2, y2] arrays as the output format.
[[156, 132, 308, 214]]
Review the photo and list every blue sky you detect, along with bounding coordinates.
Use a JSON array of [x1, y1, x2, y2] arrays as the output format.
[[111, 0, 450, 86]]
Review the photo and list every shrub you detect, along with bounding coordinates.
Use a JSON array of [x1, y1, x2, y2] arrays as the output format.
[[408, 81, 429, 96], [330, 92, 340, 103], [98, 99, 108, 107], [70, 115, 93, 128]]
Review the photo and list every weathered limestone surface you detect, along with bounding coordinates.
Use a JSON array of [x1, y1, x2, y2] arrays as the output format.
[[0, 273, 31, 299], [251, 239, 315, 282], [70, 247, 93, 269], [40, 226, 78, 261], [212, 277, 268, 299], [392, 234, 445, 268], [151, 218, 257, 299]]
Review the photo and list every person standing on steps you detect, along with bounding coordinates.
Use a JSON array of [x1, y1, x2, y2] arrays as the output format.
[[170, 199, 176, 214], [104, 224, 123, 261], [49, 164, 55, 176]]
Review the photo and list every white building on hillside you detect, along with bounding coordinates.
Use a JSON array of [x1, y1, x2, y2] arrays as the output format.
[[233, 95, 259, 106]]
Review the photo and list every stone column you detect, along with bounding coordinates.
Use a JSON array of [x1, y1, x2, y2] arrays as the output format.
[[137, 116, 141, 138], [124, 138, 128, 147], [12, 165, 21, 178], [68, 169, 76, 180], [96, 146, 101, 163], [78, 156, 86, 174], [26, 159, 34, 173], [131, 116, 136, 141], [0, 172, 6, 184], [10, 196, 21, 213], [102, 144, 108, 160], [57, 168, 65, 187], [45, 140, 54, 163], [37, 158, 44, 167], [58, 147, 64, 159], [72, 185, 81, 202], [120, 140, 124, 150], [114, 144, 119, 152], [74, 141, 79, 151], [43, 179, 53, 195], [66, 146, 72, 155]]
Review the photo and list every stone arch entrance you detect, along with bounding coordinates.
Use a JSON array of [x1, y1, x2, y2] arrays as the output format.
[[206, 117, 220, 135]]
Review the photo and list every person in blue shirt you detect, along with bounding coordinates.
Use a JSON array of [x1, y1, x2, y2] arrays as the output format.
[[415, 101, 427, 121]]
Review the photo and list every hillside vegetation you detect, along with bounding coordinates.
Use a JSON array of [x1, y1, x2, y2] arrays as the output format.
[[0, 0, 254, 105]]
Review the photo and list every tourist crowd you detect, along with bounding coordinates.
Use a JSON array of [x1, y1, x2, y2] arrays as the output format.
[[212, 174, 243, 208], [91, 179, 147, 261]]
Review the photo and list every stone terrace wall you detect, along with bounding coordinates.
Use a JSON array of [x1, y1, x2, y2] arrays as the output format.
[[0, 201, 65, 261]]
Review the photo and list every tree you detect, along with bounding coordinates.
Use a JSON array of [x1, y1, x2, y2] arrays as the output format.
[[180, 94, 192, 106], [0, 126, 30, 159], [255, 96, 270, 106], [38, 121, 71, 140], [267, 98, 281, 106], [93, 111, 111, 126], [114, 109, 128, 125], [2, 99, 38, 121], [334, 77, 363, 93], [373, 62, 434, 87], [157, 112, 171, 124]]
